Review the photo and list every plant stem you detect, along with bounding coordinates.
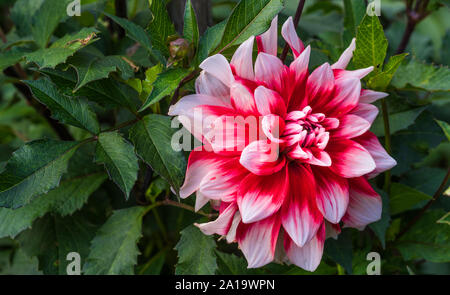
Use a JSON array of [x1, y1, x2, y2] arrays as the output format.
[[396, 17, 417, 54], [395, 0, 430, 54], [141, 199, 217, 219], [152, 207, 170, 242], [161, 199, 217, 219], [397, 168, 450, 239], [280, 0, 307, 62], [381, 98, 392, 193]]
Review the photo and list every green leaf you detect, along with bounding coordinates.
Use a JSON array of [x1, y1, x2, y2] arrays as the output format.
[[183, 0, 199, 47], [0, 47, 31, 71], [215, 250, 261, 275], [197, 20, 226, 63], [24, 79, 100, 134], [391, 112, 446, 176], [371, 106, 427, 136], [175, 225, 218, 275], [391, 58, 450, 92], [25, 28, 98, 69], [369, 189, 391, 248], [436, 120, 450, 141], [142, 64, 163, 96], [83, 206, 146, 275], [0, 249, 42, 275], [18, 213, 98, 274], [402, 167, 448, 196], [69, 52, 135, 91], [137, 249, 166, 275], [397, 210, 450, 263], [40, 68, 139, 110], [140, 68, 190, 111], [130, 115, 186, 195], [31, 0, 72, 48], [105, 13, 160, 63], [353, 15, 388, 77], [0, 172, 106, 239], [324, 230, 353, 274], [217, 0, 284, 52], [367, 53, 408, 91], [0, 139, 79, 209], [343, 0, 366, 44], [95, 132, 139, 198], [389, 183, 432, 215], [10, 0, 44, 37], [148, 0, 175, 58]]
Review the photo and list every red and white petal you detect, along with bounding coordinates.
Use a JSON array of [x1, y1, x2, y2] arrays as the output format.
[[206, 115, 250, 154], [350, 103, 379, 125], [328, 139, 376, 178], [200, 54, 235, 87], [359, 89, 388, 104], [284, 222, 325, 272], [286, 144, 309, 160], [254, 85, 287, 117], [237, 166, 288, 223], [312, 167, 349, 224], [255, 52, 286, 92], [262, 114, 285, 143], [288, 46, 310, 111], [342, 177, 382, 229], [331, 38, 356, 70], [180, 150, 239, 198], [322, 117, 340, 130], [237, 214, 281, 268], [196, 203, 238, 235], [281, 163, 323, 247], [169, 94, 234, 141], [237, 168, 288, 223], [168, 94, 229, 116], [306, 63, 335, 107], [354, 132, 397, 178], [231, 36, 255, 80], [230, 80, 259, 115], [226, 211, 241, 243], [334, 66, 373, 81], [281, 16, 304, 58], [303, 148, 332, 167], [195, 191, 210, 211], [333, 114, 371, 139], [195, 71, 230, 104], [256, 16, 278, 56], [240, 140, 285, 176], [289, 45, 310, 79], [175, 104, 235, 144], [324, 78, 361, 117], [199, 159, 248, 202]]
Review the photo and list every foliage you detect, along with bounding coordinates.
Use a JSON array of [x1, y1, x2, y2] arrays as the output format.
[[0, 0, 448, 275]]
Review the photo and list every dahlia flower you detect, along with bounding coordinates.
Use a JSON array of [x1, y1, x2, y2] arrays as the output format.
[[169, 16, 396, 271]]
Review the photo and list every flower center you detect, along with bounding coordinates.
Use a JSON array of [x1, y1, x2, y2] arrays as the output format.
[[280, 106, 338, 161]]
